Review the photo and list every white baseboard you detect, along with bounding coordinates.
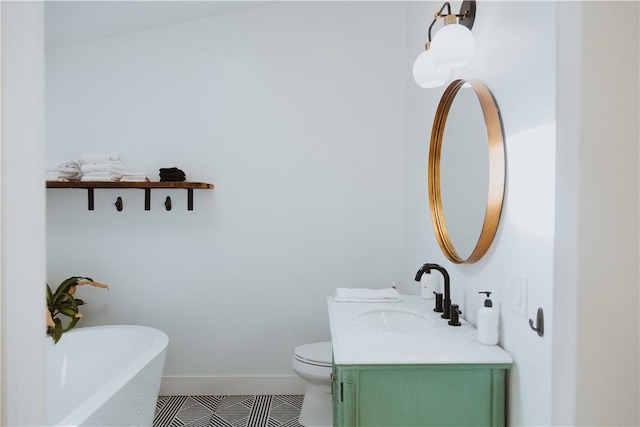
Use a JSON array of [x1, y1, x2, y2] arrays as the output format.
[[160, 375, 306, 396]]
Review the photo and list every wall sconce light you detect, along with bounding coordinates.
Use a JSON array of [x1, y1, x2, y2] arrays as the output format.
[[412, 0, 476, 88]]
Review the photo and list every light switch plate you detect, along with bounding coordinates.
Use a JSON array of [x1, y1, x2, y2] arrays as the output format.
[[505, 271, 527, 317]]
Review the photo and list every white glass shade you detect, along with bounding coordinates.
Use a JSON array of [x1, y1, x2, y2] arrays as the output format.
[[431, 23, 475, 69], [412, 50, 451, 89]]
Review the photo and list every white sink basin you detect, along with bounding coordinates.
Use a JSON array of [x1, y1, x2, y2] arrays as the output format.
[[356, 307, 434, 333]]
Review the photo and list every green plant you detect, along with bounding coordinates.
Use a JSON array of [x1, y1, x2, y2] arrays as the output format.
[[46, 276, 109, 343]]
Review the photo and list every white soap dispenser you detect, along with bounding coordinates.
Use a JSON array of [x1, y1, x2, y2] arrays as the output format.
[[477, 291, 499, 345]]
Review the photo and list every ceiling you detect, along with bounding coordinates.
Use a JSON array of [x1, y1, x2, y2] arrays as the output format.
[[45, 1, 276, 48]]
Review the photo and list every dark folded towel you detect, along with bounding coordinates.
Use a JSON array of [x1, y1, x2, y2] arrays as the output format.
[[159, 167, 186, 182], [160, 167, 184, 174]]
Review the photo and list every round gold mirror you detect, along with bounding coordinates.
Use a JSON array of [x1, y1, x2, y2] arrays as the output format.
[[428, 79, 505, 264]]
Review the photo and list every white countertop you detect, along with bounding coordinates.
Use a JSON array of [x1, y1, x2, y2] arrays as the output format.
[[328, 294, 513, 366]]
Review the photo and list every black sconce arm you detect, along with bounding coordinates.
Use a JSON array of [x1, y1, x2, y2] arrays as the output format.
[[428, 2, 453, 42], [426, 1, 476, 43]]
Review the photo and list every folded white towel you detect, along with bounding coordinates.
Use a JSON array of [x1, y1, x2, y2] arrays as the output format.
[[80, 176, 120, 182], [120, 177, 149, 182], [79, 152, 120, 164], [59, 161, 79, 169], [83, 170, 123, 178], [58, 172, 81, 179], [334, 287, 401, 303], [80, 162, 124, 173], [59, 166, 80, 173], [121, 171, 146, 177], [50, 161, 81, 180]]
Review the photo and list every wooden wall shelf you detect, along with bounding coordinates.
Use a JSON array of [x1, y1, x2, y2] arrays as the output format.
[[46, 181, 214, 211], [46, 181, 214, 190]]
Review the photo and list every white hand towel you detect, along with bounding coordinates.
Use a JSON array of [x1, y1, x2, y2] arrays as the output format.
[[334, 287, 401, 302]]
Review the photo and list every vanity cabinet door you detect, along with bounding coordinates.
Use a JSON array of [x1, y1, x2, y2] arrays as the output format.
[[333, 366, 358, 426], [333, 364, 508, 427]]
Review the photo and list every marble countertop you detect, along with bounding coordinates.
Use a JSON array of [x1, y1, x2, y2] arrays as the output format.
[[328, 294, 513, 366]]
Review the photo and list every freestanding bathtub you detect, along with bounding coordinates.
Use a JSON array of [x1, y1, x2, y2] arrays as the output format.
[[46, 325, 169, 426]]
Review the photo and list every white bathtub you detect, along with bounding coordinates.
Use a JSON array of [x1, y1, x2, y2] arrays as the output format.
[[46, 325, 168, 426]]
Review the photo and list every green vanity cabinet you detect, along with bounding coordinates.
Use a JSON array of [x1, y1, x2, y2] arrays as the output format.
[[327, 296, 513, 427], [332, 363, 509, 427]]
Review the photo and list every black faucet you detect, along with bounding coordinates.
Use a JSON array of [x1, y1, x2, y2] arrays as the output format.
[[415, 263, 452, 320]]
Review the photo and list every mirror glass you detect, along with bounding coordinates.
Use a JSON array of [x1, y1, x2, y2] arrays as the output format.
[[439, 89, 489, 260], [428, 79, 504, 264]]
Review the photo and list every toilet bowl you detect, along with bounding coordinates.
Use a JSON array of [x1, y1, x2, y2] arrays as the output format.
[[292, 341, 333, 427]]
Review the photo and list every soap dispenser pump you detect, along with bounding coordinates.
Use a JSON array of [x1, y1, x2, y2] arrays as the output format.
[[477, 291, 499, 345]]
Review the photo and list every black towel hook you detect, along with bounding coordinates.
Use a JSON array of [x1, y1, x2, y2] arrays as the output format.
[[529, 307, 544, 337], [115, 196, 123, 212]]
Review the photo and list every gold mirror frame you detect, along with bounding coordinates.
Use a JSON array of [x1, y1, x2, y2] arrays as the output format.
[[428, 79, 505, 264]]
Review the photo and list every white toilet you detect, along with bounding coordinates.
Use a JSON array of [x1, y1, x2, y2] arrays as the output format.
[[292, 341, 333, 427]]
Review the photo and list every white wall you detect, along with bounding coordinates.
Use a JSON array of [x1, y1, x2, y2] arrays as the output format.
[[554, 2, 639, 425], [1, 2, 46, 425], [405, 2, 556, 425], [46, 1, 407, 391]]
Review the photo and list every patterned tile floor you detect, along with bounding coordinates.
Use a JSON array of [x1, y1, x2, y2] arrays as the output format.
[[154, 395, 304, 427]]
